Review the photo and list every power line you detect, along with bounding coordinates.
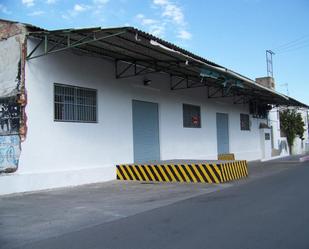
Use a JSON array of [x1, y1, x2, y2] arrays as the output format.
[[275, 39, 309, 53], [276, 43, 309, 54], [272, 34, 309, 52]]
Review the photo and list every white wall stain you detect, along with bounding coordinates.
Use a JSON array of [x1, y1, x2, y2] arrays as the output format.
[[0, 36, 21, 98]]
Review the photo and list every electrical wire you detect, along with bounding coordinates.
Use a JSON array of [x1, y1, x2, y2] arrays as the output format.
[[276, 40, 309, 53], [276, 43, 309, 54], [272, 34, 309, 51], [272, 35, 309, 54]]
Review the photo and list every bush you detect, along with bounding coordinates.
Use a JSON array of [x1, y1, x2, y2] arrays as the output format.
[[280, 109, 305, 153]]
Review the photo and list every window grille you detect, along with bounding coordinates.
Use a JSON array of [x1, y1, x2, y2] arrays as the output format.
[[240, 114, 250, 130], [183, 104, 201, 128], [54, 83, 97, 122]]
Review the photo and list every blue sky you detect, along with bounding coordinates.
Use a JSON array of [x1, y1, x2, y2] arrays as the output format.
[[1, 0, 308, 104]]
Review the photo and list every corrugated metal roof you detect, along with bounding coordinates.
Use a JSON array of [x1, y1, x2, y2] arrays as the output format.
[[23, 23, 307, 108], [126, 27, 222, 68]]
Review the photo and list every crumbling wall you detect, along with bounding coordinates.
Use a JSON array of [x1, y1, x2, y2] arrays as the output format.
[[0, 20, 27, 173]]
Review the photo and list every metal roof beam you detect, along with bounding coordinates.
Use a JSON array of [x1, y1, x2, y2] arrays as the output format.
[[26, 30, 127, 60]]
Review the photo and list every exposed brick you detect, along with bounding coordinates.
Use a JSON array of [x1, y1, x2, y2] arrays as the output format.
[[0, 20, 24, 40]]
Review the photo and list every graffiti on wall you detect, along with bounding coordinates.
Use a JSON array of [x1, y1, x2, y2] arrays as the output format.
[[0, 22, 27, 173], [0, 135, 20, 172], [0, 101, 20, 135], [0, 99, 21, 172]]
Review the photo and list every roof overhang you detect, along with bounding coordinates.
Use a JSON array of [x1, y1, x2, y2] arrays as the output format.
[[26, 26, 308, 108]]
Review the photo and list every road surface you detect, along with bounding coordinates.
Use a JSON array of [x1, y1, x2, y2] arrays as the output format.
[[7, 161, 309, 249]]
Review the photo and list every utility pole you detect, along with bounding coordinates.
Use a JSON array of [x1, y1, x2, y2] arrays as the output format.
[[266, 50, 275, 78]]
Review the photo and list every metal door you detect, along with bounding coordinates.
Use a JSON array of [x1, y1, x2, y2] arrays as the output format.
[[216, 113, 229, 154], [132, 100, 160, 163]]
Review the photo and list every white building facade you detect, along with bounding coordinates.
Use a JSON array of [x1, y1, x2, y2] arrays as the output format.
[[0, 20, 307, 195]]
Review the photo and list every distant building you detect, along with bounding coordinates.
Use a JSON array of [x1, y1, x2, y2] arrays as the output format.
[[256, 77, 309, 157]]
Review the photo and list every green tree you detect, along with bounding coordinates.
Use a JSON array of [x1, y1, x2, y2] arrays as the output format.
[[280, 109, 305, 153]]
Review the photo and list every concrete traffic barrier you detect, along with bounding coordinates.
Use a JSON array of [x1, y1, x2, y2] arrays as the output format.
[[116, 161, 248, 184]]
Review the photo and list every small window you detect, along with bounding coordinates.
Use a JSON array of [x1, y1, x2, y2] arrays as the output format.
[[240, 113, 250, 130], [54, 83, 97, 122], [183, 104, 201, 128]]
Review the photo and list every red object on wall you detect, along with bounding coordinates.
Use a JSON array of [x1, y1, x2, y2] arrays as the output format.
[[192, 116, 199, 125]]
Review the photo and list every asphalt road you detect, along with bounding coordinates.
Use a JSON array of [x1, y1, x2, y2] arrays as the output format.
[[12, 161, 309, 249]]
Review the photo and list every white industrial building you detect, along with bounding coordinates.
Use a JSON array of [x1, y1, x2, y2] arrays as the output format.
[[0, 19, 308, 195]]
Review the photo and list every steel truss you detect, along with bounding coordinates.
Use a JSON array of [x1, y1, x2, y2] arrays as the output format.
[[169, 75, 211, 90], [26, 30, 126, 60], [114, 60, 161, 79]]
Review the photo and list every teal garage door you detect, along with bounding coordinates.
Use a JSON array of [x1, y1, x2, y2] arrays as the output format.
[[216, 113, 229, 154], [132, 100, 160, 163]]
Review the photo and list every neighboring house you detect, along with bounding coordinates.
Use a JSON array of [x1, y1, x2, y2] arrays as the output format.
[[255, 77, 309, 158], [292, 108, 309, 154], [257, 77, 309, 157], [0, 19, 308, 195], [268, 106, 309, 157]]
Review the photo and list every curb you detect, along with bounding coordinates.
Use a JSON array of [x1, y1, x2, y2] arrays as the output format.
[[299, 156, 309, 162]]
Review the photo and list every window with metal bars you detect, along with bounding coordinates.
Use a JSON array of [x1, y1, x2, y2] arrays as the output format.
[[54, 83, 97, 122], [183, 104, 201, 128], [240, 113, 250, 130]]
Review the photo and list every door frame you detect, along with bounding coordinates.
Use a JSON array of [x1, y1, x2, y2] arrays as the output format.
[[132, 99, 161, 162]]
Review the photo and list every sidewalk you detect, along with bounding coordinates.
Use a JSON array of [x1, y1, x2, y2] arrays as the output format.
[[0, 156, 306, 249], [248, 154, 306, 179]]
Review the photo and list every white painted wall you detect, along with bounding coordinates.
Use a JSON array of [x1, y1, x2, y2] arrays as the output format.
[[292, 108, 309, 155], [268, 107, 281, 150], [0, 39, 266, 194], [260, 128, 272, 160], [0, 35, 21, 97]]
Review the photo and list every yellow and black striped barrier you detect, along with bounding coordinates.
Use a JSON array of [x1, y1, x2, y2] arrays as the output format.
[[220, 161, 248, 182], [218, 153, 235, 160], [116, 161, 248, 184]]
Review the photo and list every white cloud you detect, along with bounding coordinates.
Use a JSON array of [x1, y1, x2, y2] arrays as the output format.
[[136, 13, 144, 19], [92, 0, 110, 17], [136, 14, 157, 26], [152, 0, 191, 40], [177, 30, 192, 40], [93, 0, 109, 4], [46, 0, 56, 4], [61, 14, 69, 20], [28, 10, 45, 16], [63, 2, 105, 20], [74, 4, 89, 12], [135, 13, 166, 38], [22, 0, 34, 7], [149, 25, 165, 37], [162, 3, 184, 25], [153, 0, 184, 25], [153, 0, 169, 5], [135, 0, 191, 40], [141, 18, 157, 25], [63, 3, 91, 18], [0, 4, 11, 14]]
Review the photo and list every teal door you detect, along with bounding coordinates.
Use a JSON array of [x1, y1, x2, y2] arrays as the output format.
[[132, 100, 160, 163], [216, 113, 229, 154]]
